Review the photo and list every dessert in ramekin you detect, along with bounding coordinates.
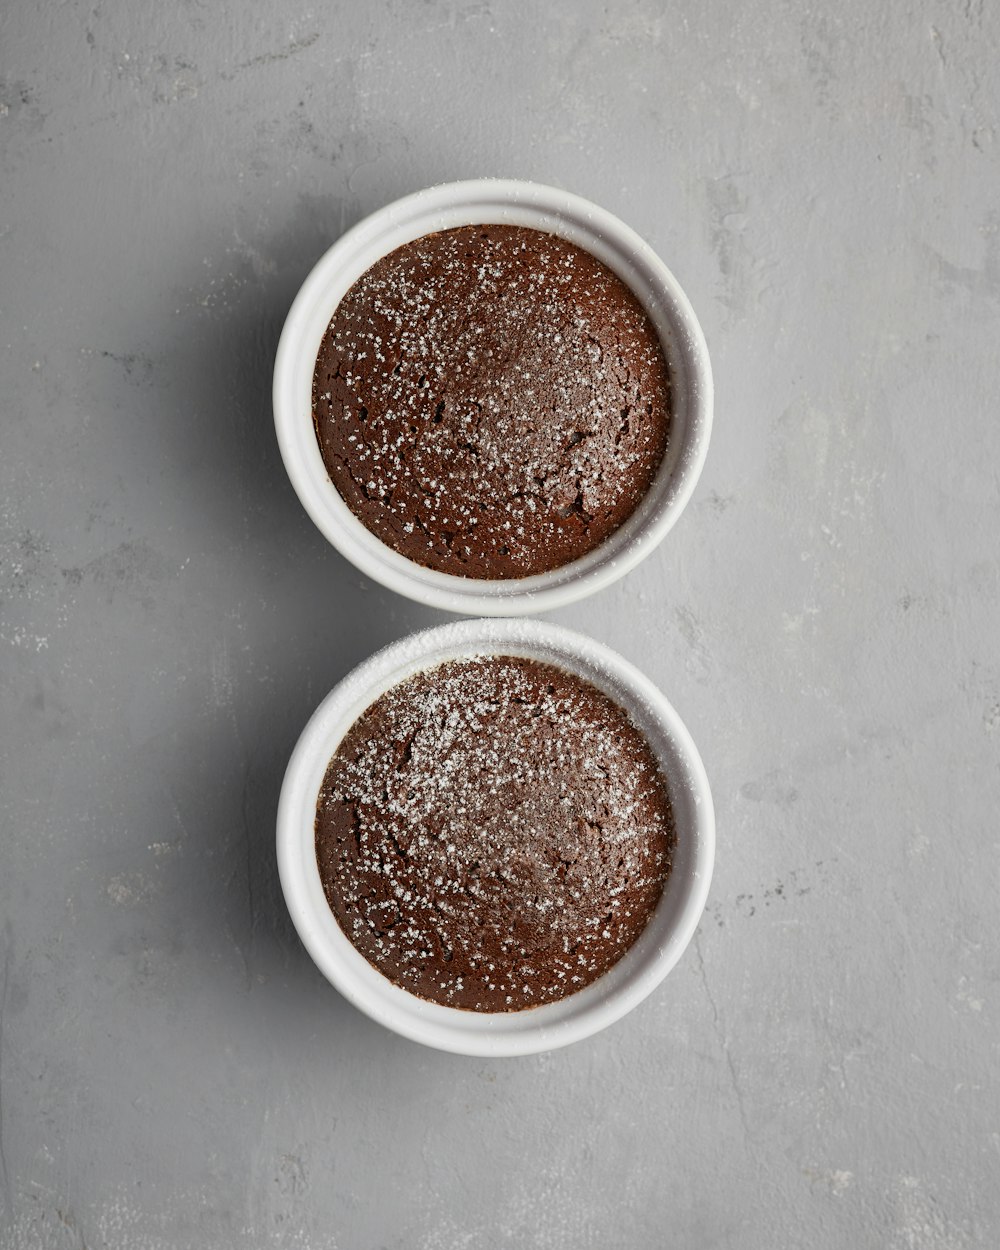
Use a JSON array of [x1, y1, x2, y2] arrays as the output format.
[[277, 619, 714, 1055], [273, 181, 712, 615]]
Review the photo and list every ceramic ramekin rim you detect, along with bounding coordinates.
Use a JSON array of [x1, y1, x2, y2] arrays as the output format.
[[273, 178, 713, 615], [276, 618, 715, 1056]]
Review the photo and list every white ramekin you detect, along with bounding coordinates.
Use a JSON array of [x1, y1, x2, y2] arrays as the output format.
[[276, 619, 714, 1056], [273, 179, 713, 615]]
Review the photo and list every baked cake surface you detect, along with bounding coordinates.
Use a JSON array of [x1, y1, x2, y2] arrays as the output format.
[[312, 225, 671, 579], [315, 655, 675, 1012]]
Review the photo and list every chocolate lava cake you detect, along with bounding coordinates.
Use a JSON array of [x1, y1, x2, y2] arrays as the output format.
[[312, 224, 671, 579], [315, 655, 675, 1012]]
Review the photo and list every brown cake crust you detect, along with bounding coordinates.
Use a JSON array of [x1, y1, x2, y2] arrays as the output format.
[[314, 656, 675, 1012], [312, 225, 671, 579]]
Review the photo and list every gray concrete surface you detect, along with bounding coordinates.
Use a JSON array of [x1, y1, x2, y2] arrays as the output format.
[[2, 1, 999, 1246]]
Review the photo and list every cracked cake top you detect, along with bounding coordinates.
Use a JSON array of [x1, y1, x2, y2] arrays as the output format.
[[312, 224, 671, 579]]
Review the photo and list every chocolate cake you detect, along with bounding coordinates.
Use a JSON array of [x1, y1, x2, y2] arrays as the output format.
[[314, 655, 675, 1012], [312, 225, 671, 579]]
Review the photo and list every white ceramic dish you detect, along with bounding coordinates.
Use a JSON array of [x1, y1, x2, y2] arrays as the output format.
[[276, 618, 714, 1056], [273, 179, 713, 616]]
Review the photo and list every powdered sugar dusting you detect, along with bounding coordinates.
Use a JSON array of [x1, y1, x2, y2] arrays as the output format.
[[312, 224, 671, 579], [315, 654, 675, 1012]]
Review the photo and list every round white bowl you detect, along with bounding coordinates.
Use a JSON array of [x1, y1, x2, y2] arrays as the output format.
[[277, 618, 715, 1056], [273, 179, 713, 616]]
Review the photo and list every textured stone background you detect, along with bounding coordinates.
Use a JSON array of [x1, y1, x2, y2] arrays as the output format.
[[2, 1, 999, 1246]]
